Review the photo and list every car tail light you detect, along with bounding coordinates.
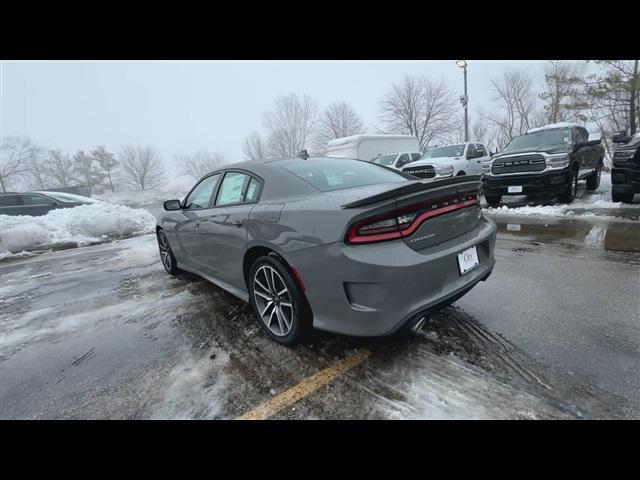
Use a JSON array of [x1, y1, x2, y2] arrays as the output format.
[[346, 192, 479, 245]]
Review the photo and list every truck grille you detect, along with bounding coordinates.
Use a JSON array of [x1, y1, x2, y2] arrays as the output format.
[[613, 149, 638, 167], [403, 165, 436, 179], [491, 155, 546, 175]]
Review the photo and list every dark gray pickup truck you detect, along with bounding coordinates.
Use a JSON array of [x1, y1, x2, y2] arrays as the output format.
[[0, 191, 96, 216], [611, 132, 640, 203], [482, 123, 604, 206]]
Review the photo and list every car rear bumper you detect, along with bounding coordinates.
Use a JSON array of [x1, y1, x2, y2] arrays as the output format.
[[612, 167, 640, 193], [286, 216, 497, 337], [482, 169, 572, 196]]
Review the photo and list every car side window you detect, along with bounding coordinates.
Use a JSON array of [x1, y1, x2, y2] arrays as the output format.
[[20, 194, 54, 206], [476, 144, 488, 156], [216, 172, 252, 206], [0, 195, 22, 207], [410, 153, 421, 162], [245, 177, 261, 203], [466, 144, 477, 157], [575, 129, 588, 145], [396, 153, 410, 167], [184, 173, 220, 210]]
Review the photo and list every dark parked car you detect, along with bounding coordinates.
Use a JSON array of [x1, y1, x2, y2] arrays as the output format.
[[0, 191, 97, 216], [611, 132, 640, 204], [157, 157, 496, 344], [482, 123, 604, 206]]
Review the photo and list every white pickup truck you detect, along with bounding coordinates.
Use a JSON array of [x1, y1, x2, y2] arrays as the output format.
[[403, 142, 491, 177]]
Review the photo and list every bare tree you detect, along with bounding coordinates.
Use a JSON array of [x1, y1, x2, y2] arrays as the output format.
[[175, 150, 226, 180], [72, 150, 104, 195], [91, 146, 118, 193], [587, 60, 640, 136], [470, 110, 492, 150], [242, 132, 267, 162], [26, 148, 50, 190], [378, 75, 458, 150], [119, 144, 166, 190], [485, 67, 543, 149], [0, 136, 40, 192], [44, 149, 74, 189], [539, 61, 588, 124], [263, 93, 318, 158], [312, 101, 366, 153]]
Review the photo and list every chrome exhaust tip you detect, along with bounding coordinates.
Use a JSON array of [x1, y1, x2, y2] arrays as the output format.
[[411, 316, 427, 333]]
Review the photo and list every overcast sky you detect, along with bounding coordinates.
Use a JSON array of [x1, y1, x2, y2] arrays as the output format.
[[2, 60, 572, 175]]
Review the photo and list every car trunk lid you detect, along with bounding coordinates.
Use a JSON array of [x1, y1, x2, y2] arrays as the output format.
[[343, 176, 482, 250]]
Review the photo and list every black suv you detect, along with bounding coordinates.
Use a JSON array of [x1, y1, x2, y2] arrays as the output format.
[[611, 132, 640, 204], [482, 124, 604, 206]]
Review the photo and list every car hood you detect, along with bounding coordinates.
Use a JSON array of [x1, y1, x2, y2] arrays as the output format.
[[494, 146, 571, 159], [402, 159, 442, 168]]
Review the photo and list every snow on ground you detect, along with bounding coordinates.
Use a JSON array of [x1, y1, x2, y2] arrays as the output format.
[[379, 352, 561, 419], [0, 202, 156, 258]]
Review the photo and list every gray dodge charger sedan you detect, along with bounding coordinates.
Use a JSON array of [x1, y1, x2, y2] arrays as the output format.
[[157, 157, 496, 344]]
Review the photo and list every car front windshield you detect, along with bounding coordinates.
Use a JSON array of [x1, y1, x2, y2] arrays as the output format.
[[505, 129, 572, 152], [371, 154, 397, 166], [277, 158, 406, 192], [422, 144, 465, 159]]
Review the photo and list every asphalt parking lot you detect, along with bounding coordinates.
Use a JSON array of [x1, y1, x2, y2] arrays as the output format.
[[1, 189, 638, 419]]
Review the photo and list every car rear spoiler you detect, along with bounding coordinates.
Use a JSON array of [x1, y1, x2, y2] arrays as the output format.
[[341, 175, 483, 209]]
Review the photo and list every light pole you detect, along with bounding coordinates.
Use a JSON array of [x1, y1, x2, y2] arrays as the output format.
[[456, 60, 469, 142]]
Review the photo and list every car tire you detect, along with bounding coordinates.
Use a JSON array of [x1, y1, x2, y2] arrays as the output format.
[[586, 166, 602, 191], [157, 229, 179, 275], [485, 195, 502, 207], [249, 255, 312, 345], [612, 190, 634, 204], [456, 171, 466, 176], [559, 169, 578, 204]]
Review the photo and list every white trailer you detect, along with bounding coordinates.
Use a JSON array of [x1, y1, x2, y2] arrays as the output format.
[[325, 134, 421, 162]]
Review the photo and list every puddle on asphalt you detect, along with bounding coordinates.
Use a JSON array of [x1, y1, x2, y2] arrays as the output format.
[[490, 216, 640, 255]]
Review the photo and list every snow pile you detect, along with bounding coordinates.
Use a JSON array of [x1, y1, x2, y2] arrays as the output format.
[[0, 203, 156, 256], [484, 204, 576, 217]]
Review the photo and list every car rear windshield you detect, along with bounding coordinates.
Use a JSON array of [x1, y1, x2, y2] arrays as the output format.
[[371, 154, 397, 166], [277, 158, 406, 192], [42, 192, 95, 203], [505, 128, 572, 152]]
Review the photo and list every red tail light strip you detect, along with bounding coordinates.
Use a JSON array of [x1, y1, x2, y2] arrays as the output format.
[[347, 198, 478, 244]]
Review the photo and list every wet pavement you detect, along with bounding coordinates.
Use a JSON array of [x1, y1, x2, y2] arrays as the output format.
[[1, 223, 637, 419], [1, 177, 638, 420]]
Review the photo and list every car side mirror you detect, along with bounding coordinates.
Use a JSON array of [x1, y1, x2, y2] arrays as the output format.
[[164, 199, 182, 211], [612, 131, 631, 144]]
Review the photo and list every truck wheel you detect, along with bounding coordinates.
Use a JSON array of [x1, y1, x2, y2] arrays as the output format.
[[612, 190, 634, 203], [485, 195, 502, 207], [586, 167, 601, 191], [559, 170, 578, 204]]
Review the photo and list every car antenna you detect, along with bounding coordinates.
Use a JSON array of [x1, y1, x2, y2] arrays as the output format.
[[297, 149, 309, 160]]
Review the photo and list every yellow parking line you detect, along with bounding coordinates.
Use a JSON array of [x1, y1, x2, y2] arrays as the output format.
[[237, 348, 372, 420]]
